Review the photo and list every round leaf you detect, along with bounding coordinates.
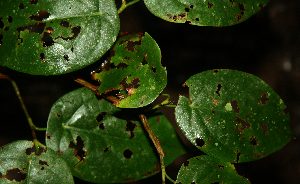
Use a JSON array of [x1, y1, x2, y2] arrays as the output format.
[[0, 140, 74, 184], [46, 87, 186, 183], [0, 0, 119, 75], [144, 0, 269, 26], [176, 155, 249, 184], [175, 69, 292, 163], [93, 32, 167, 108]]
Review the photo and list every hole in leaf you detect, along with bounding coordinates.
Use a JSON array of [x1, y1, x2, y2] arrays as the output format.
[[56, 112, 61, 117], [190, 5, 194, 9], [60, 20, 71, 27], [41, 167, 44, 170], [104, 146, 111, 153], [212, 110, 215, 114], [195, 138, 205, 147], [151, 66, 156, 74], [41, 32, 55, 47], [283, 107, 289, 115], [218, 164, 224, 169], [69, 136, 87, 163], [4, 26, 9, 31], [208, 2, 214, 8], [29, 10, 50, 21], [125, 40, 141, 52], [63, 55, 69, 61], [99, 123, 105, 130], [39, 160, 49, 166], [259, 92, 270, 105], [183, 160, 189, 166], [185, 7, 190, 12], [8, 16, 13, 23], [39, 53, 45, 61], [19, 2, 25, 9], [214, 69, 219, 73], [71, 45, 74, 52], [25, 146, 35, 155], [0, 34, 3, 45], [125, 120, 137, 139], [30, 0, 39, 4], [5, 168, 27, 182], [195, 18, 199, 21], [259, 3, 264, 9], [173, 15, 177, 21], [235, 117, 251, 134], [250, 136, 258, 147], [215, 83, 222, 97], [259, 123, 268, 136], [0, 17, 4, 29], [46, 133, 51, 139], [55, 25, 81, 41], [116, 62, 129, 69], [231, 100, 240, 114], [123, 149, 133, 159]]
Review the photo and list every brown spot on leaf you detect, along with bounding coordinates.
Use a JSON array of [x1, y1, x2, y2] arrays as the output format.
[[56, 150, 63, 156], [231, 100, 240, 114], [259, 92, 270, 105], [218, 164, 224, 169], [122, 178, 136, 182], [208, 2, 214, 9], [19, 2, 25, 9], [253, 152, 267, 159], [206, 117, 210, 121], [29, 10, 50, 21], [260, 123, 268, 136], [39, 160, 49, 166], [156, 116, 161, 123], [30, 0, 38, 4], [104, 146, 111, 153], [46, 133, 51, 140]]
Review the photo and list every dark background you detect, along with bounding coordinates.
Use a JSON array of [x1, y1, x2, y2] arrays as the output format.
[[1, 0, 300, 183]]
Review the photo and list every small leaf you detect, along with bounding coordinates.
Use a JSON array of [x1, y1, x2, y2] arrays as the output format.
[[93, 32, 167, 108], [176, 155, 250, 184], [0, 0, 119, 75], [46, 87, 186, 183], [175, 69, 293, 163], [0, 140, 74, 184], [144, 0, 269, 26]]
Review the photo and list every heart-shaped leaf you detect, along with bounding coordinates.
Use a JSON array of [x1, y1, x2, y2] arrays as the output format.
[[0, 140, 74, 184], [46, 87, 186, 183], [144, 0, 269, 26], [175, 69, 292, 163], [0, 0, 119, 75]]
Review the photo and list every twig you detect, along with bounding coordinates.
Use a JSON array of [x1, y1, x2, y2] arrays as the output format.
[[0, 73, 47, 154], [118, 0, 140, 14]]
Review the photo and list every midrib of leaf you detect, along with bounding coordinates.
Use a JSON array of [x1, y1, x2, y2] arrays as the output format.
[[45, 11, 104, 22]]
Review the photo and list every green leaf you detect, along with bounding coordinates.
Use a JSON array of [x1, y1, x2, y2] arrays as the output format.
[[93, 32, 167, 108], [175, 69, 292, 163], [144, 0, 269, 26], [46, 87, 186, 183], [176, 155, 250, 184], [0, 0, 119, 75], [0, 140, 74, 184]]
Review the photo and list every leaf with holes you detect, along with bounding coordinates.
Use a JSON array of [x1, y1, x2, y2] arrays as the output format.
[[175, 69, 293, 163], [0, 0, 119, 75], [46, 87, 186, 183], [176, 155, 249, 184], [92, 32, 167, 108], [144, 0, 269, 26], [0, 140, 74, 184]]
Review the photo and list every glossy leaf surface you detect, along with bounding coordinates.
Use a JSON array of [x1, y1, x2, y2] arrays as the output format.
[[46, 87, 186, 183], [176, 155, 249, 184], [93, 33, 167, 108], [144, 0, 269, 26], [0, 0, 119, 75], [0, 140, 74, 184], [175, 69, 292, 163]]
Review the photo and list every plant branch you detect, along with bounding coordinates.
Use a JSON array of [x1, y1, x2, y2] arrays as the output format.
[[0, 73, 47, 154], [139, 114, 166, 184], [118, 0, 140, 14], [152, 94, 176, 109]]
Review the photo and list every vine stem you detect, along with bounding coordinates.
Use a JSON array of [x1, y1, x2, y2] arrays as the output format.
[[139, 114, 175, 184], [0, 73, 47, 153], [152, 94, 176, 110], [118, 0, 140, 14]]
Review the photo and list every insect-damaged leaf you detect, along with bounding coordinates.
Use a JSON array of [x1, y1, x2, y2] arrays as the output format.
[[92, 32, 167, 108], [46, 87, 186, 183], [176, 155, 249, 184], [175, 69, 293, 163], [0, 0, 119, 75], [144, 0, 269, 26], [0, 140, 74, 184]]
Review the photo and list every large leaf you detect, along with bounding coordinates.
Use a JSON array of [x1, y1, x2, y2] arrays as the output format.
[[0, 0, 119, 75], [176, 155, 249, 184], [144, 0, 269, 26], [0, 140, 74, 184], [93, 32, 167, 108], [175, 69, 292, 163], [46, 87, 186, 183]]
